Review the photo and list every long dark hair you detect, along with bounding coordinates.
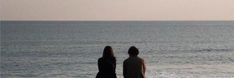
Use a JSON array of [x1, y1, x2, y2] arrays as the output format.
[[102, 46, 116, 60]]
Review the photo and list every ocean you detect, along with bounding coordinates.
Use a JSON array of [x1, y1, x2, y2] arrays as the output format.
[[1, 21, 234, 78]]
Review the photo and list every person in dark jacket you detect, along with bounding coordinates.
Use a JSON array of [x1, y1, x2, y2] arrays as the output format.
[[123, 46, 146, 78], [96, 46, 117, 78]]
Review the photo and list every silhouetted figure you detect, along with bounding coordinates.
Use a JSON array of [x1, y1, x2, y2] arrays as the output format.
[[123, 46, 146, 78], [96, 46, 117, 78]]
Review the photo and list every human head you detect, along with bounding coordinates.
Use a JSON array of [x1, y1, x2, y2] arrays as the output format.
[[128, 46, 139, 57], [102, 46, 115, 58]]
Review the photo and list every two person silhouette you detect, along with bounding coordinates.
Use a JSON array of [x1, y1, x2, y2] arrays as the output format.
[[96, 46, 146, 78]]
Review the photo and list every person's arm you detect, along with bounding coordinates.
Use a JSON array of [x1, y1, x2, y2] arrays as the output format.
[[142, 59, 146, 74], [123, 61, 126, 77], [98, 58, 102, 72], [113, 60, 116, 71]]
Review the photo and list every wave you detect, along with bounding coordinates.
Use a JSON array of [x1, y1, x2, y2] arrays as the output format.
[[194, 48, 232, 52]]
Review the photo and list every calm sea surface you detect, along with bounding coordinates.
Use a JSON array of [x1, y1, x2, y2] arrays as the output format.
[[1, 21, 234, 78]]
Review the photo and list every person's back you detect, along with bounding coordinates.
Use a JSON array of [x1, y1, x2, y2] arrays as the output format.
[[97, 57, 116, 78], [123, 46, 146, 78], [96, 46, 117, 78], [124, 56, 145, 78]]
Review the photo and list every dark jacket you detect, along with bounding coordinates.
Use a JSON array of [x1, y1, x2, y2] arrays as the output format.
[[96, 57, 117, 78]]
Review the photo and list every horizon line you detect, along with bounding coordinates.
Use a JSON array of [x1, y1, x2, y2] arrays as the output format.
[[1, 20, 234, 22]]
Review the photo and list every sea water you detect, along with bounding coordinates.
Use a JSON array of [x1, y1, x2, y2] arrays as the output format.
[[1, 21, 234, 78]]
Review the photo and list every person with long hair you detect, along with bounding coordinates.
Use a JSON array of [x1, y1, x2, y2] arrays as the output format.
[[96, 46, 117, 78], [123, 46, 146, 78]]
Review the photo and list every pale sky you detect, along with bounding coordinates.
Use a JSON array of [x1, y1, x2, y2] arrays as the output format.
[[1, 0, 234, 21]]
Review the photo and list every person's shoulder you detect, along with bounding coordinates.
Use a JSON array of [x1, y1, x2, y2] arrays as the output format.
[[137, 57, 144, 62], [98, 57, 104, 62], [123, 57, 130, 63]]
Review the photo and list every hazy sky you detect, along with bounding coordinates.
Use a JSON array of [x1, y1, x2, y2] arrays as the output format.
[[1, 0, 234, 20]]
